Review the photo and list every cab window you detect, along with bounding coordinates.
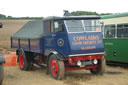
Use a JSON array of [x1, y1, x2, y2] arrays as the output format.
[[54, 21, 64, 33]]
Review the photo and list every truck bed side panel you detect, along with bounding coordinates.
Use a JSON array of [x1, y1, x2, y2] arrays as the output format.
[[20, 39, 29, 51], [30, 39, 44, 53], [11, 38, 44, 53], [11, 38, 20, 49]]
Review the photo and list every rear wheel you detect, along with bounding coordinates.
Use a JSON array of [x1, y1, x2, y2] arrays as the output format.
[[90, 59, 105, 75], [48, 54, 65, 80], [0, 64, 4, 85], [18, 50, 31, 71]]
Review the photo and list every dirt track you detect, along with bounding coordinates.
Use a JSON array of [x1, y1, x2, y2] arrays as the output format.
[[0, 20, 128, 85], [3, 66, 128, 85]]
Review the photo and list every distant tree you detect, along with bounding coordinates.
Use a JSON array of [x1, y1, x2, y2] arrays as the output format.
[[7, 16, 13, 19], [71, 11, 112, 16], [0, 14, 6, 19], [100, 13, 112, 15]]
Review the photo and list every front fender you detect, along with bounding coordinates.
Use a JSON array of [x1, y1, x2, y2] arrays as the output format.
[[0, 55, 5, 64], [50, 51, 64, 60]]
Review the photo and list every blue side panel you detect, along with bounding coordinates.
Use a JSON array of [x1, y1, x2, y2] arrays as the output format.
[[68, 32, 104, 55], [44, 34, 55, 56], [30, 39, 41, 53], [11, 38, 44, 54], [54, 33, 71, 57], [20, 39, 29, 51], [30, 38, 44, 53], [40, 38, 44, 53], [11, 38, 19, 48]]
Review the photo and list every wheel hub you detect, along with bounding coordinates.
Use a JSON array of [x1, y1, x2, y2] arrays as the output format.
[[52, 65, 55, 70]]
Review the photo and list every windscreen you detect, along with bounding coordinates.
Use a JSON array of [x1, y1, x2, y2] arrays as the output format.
[[84, 20, 101, 32], [65, 20, 101, 33], [65, 20, 84, 32]]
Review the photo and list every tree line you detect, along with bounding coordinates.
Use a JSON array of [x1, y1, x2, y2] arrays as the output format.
[[0, 14, 43, 20], [0, 11, 112, 19], [71, 11, 112, 16]]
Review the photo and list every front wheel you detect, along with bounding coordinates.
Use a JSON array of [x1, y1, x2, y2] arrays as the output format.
[[48, 54, 65, 80], [90, 59, 106, 75], [0, 64, 4, 85]]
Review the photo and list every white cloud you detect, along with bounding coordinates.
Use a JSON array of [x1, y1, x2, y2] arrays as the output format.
[[0, 0, 128, 17]]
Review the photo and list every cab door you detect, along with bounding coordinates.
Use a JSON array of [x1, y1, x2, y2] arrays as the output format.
[[53, 20, 69, 57]]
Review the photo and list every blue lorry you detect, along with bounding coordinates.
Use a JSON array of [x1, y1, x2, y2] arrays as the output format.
[[0, 23, 5, 85], [11, 16, 105, 80]]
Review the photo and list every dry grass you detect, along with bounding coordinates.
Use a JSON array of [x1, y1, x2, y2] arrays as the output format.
[[0, 20, 128, 85]]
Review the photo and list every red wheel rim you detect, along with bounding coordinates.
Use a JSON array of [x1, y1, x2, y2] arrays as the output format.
[[50, 59, 59, 77], [19, 55, 24, 68], [92, 65, 98, 72]]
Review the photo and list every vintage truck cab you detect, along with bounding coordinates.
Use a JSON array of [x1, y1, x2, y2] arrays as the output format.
[[11, 16, 105, 80], [0, 23, 5, 85]]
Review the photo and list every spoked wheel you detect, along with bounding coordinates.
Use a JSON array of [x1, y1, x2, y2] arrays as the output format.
[[18, 50, 30, 71], [50, 59, 59, 77], [90, 59, 106, 75], [48, 54, 64, 80], [0, 64, 4, 85]]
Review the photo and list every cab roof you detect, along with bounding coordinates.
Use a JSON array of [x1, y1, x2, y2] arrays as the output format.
[[43, 16, 101, 21], [11, 16, 101, 39]]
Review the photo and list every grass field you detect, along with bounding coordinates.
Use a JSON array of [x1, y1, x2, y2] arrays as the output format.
[[0, 20, 128, 85]]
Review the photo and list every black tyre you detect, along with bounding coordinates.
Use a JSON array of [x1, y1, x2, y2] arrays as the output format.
[[18, 50, 30, 71], [90, 59, 106, 75], [48, 54, 65, 80], [0, 64, 4, 85]]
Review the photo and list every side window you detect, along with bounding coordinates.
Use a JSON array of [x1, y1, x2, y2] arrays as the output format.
[[43, 21, 50, 35], [54, 21, 64, 33], [49, 21, 54, 33], [44, 21, 54, 35], [48, 21, 54, 33], [117, 24, 128, 38], [104, 25, 115, 38]]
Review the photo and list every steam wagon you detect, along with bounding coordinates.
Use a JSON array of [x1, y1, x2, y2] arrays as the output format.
[[11, 16, 105, 80]]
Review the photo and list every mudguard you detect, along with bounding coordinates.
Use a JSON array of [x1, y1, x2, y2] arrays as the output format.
[[50, 51, 64, 60], [0, 55, 5, 64]]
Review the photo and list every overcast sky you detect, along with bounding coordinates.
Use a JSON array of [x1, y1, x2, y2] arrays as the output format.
[[0, 0, 128, 17]]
